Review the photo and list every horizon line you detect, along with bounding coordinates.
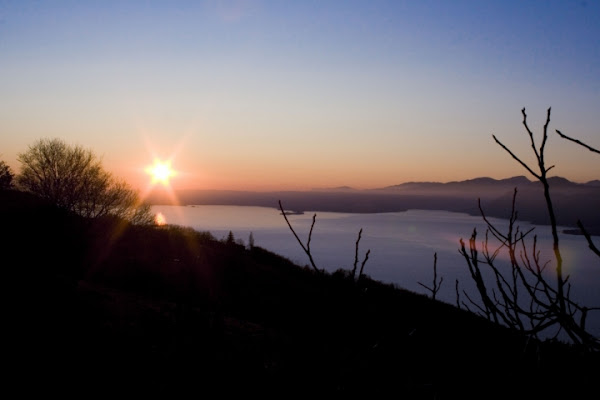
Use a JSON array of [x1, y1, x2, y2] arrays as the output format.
[[153, 174, 598, 193]]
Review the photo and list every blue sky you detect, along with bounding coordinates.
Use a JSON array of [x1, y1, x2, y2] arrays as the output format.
[[1, 1, 598, 190]]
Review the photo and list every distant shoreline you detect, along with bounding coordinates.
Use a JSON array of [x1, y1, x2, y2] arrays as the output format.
[[147, 177, 600, 235], [562, 228, 600, 237], [155, 202, 600, 238]]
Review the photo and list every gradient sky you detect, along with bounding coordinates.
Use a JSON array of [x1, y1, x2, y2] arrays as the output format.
[[1, 0, 599, 191]]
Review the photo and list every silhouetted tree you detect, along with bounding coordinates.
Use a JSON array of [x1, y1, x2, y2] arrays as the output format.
[[0, 160, 14, 190], [248, 231, 255, 249], [457, 108, 599, 350], [226, 230, 235, 245], [16, 138, 153, 224]]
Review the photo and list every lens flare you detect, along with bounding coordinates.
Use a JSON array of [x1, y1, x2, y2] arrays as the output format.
[[146, 159, 175, 186]]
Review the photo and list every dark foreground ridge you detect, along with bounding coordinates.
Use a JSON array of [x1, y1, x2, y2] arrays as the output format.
[[2, 190, 598, 398]]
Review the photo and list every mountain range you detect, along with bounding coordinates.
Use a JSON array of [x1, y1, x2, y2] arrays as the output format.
[[381, 175, 599, 192], [148, 176, 600, 232]]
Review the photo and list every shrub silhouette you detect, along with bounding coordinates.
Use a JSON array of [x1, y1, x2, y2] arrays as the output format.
[[0, 159, 14, 190], [0, 160, 14, 190], [17, 138, 153, 224]]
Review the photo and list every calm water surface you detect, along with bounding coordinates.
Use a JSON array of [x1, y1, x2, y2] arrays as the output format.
[[151, 205, 600, 336]]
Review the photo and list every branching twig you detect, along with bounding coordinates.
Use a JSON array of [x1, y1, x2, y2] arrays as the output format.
[[358, 249, 371, 281], [278, 200, 320, 272], [460, 108, 599, 351], [279, 200, 371, 279], [418, 252, 443, 300], [495, 108, 565, 323]]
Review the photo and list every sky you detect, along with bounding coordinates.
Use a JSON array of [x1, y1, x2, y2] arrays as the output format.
[[1, 0, 599, 191]]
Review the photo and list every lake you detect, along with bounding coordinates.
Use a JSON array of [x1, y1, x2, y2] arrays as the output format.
[[151, 204, 600, 337]]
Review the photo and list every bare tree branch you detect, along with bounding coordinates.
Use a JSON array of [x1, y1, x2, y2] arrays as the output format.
[[556, 130, 600, 154], [358, 249, 371, 280], [455, 279, 460, 309], [352, 228, 363, 279], [539, 107, 551, 172], [577, 220, 600, 258], [521, 107, 542, 161], [460, 108, 599, 350], [279, 200, 320, 272], [418, 252, 443, 300], [492, 135, 541, 180]]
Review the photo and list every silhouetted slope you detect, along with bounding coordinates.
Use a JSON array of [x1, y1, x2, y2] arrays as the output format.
[[2, 190, 598, 398]]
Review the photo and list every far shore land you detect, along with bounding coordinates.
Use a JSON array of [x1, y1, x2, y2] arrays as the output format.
[[148, 176, 600, 236]]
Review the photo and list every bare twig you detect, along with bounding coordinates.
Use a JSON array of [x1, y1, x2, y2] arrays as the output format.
[[455, 279, 460, 309], [556, 130, 600, 154], [353, 229, 371, 281], [577, 220, 600, 258], [358, 249, 371, 280], [352, 228, 363, 279], [278, 200, 320, 272], [418, 252, 443, 300], [279, 200, 371, 279], [555, 128, 600, 258], [493, 135, 541, 180]]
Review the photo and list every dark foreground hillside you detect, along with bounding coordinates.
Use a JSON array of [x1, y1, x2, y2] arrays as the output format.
[[2, 190, 598, 399]]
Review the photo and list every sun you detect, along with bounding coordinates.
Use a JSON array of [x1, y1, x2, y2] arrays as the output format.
[[146, 159, 175, 186]]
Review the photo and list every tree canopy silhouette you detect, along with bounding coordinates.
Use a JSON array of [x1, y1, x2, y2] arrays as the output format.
[[17, 138, 153, 224], [0, 160, 14, 190]]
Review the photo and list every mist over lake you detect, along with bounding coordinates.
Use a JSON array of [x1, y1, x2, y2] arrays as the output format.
[[152, 205, 600, 336]]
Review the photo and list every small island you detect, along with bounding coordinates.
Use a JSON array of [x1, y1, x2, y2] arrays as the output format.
[[280, 210, 305, 216]]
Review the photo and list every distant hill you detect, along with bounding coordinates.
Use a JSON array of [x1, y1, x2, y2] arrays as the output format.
[[148, 176, 600, 232], [382, 175, 590, 192], [586, 179, 600, 187], [311, 185, 357, 191]]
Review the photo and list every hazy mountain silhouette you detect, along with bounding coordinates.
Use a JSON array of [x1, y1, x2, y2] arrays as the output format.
[[585, 179, 600, 187], [310, 185, 356, 191], [382, 175, 589, 192], [149, 176, 600, 232]]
